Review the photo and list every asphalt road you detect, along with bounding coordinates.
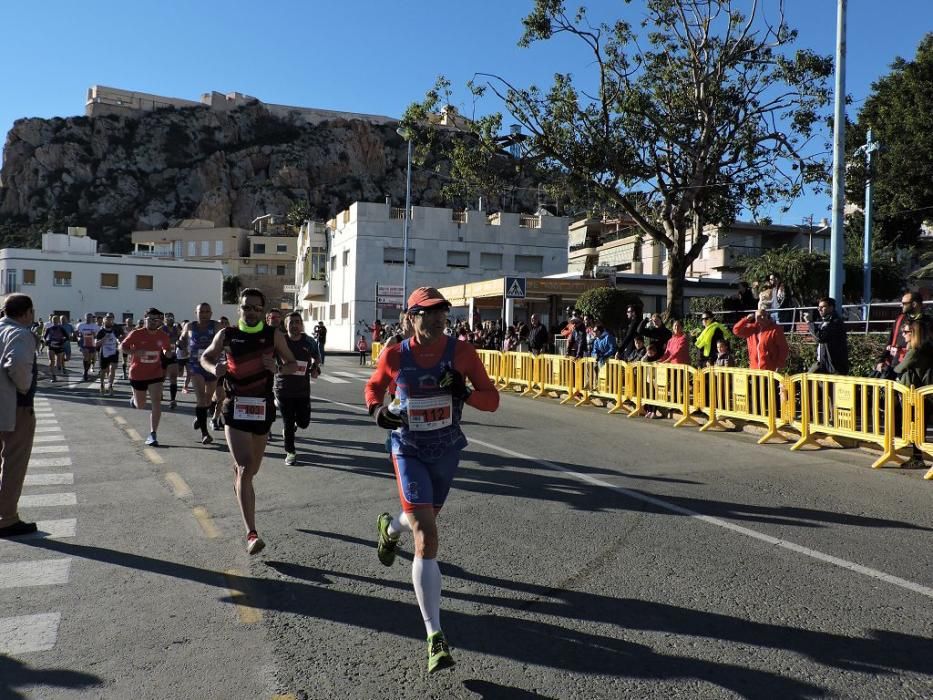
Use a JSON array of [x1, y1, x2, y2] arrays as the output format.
[[1, 355, 931, 699]]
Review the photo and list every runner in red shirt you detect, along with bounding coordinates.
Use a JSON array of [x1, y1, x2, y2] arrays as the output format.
[[120, 308, 172, 447], [365, 286, 499, 673]]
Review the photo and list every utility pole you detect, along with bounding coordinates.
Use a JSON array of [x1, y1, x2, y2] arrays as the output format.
[[855, 128, 882, 314], [828, 0, 847, 304]]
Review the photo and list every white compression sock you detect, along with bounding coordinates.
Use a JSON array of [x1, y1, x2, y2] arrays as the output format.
[[388, 511, 411, 538], [412, 556, 442, 637]]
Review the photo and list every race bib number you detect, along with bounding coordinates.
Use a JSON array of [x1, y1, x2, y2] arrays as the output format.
[[82, 332, 95, 347], [294, 360, 308, 376], [407, 395, 453, 432], [140, 350, 160, 364], [233, 396, 267, 421]]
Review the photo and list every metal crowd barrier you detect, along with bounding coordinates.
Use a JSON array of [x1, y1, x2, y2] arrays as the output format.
[[698, 367, 784, 444], [788, 373, 912, 468], [469, 350, 931, 478], [629, 362, 699, 428]]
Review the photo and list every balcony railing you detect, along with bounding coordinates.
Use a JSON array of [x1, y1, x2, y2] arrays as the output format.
[[131, 250, 175, 258], [452, 210, 467, 224], [519, 214, 541, 229], [390, 207, 407, 220]]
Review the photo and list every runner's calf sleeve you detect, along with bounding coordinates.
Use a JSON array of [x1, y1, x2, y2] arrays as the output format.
[[195, 406, 208, 432], [170, 383, 177, 400], [412, 556, 442, 637]]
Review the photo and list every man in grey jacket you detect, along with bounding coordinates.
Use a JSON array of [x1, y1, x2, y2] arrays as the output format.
[[0, 294, 39, 537]]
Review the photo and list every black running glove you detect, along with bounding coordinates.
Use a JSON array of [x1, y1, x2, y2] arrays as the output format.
[[370, 404, 404, 429], [439, 366, 472, 401]]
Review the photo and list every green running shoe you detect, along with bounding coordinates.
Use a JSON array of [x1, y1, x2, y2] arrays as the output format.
[[376, 512, 399, 567], [427, 631, 454, 673]]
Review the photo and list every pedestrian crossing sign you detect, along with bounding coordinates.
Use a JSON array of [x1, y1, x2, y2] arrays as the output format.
[[504, 277, 526, 299]]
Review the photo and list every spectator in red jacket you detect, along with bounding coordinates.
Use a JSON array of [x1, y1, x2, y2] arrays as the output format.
[[732, 307, 789, 371], [659, 319, 691, 364]]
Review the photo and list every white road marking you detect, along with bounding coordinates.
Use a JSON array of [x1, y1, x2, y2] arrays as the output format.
[[0, 519, 77, 544], [318, 375, 350, 384], [34, 426, 63, 433], [316, 395, 933, 601], [332, 371, 366, 380], [0, 613, 61, 653], [18, 493, 77, 507], [33, 434, 66, 443], [30, 445, 69, 454], [0, 559, 71, 589], [25, 473, 74, 486], [28, 457, 72, 468]]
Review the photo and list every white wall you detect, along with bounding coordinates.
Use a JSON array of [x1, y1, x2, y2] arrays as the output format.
[[0, 249, 224, 323]]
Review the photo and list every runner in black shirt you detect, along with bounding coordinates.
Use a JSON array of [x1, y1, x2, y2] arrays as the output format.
[[274, 312, 321, 465]]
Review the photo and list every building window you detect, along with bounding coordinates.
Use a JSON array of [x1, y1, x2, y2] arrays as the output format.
[[309, 247, 326, 280], [201, 241, 210, 256], [383, 247, 415, 265], [136, 275, 153, 291], [188, 241, 197, 257], [276, 265, 287, 276], [53, 270, 72, 287], [22, 269, 35, 285], [256, 264, 269, 275], [100, 273, 119, 289], [215, 240, 224, 256], [329, 304, 336, 320], [515, 255, 543, 273], [447, 251, 470, 268], [276, 243, 288, 254], [330, 256, 337, 271], [480, 253, 502, 270], [253, 243, 266, 254], [342, 250, 350, 267], [341, 302, 349, 319]]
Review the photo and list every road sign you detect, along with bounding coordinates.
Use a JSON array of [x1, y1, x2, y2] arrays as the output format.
[[376, 283, 404, 310], [504, 276, 527, 299], [283, 284, 299, 293]]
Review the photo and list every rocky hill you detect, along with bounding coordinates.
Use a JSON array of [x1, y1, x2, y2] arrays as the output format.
[[0, 102, 540, 252]]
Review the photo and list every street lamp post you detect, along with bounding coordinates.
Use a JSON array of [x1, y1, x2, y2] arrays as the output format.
[[828, 0, 847, 304], [855, 128, 882, 314], [396, 128, 413, 309]]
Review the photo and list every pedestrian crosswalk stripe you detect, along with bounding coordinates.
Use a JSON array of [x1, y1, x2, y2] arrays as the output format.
[[18, 493, 77, 507], [332, 371, 364, 379], [25, 473, 74, 486], [34, 426, 63, 433], [318, 375, 350, 384], [0, 559, 71, 589], [0, 613, 60, 653], [33, 434, 66, 443], [32, 519, 77, 539], [28, 457, 72, 468], [31, 445, 69, 454]]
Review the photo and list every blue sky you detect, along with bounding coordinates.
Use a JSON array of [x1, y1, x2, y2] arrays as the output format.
[[1, 1, 930, 224]]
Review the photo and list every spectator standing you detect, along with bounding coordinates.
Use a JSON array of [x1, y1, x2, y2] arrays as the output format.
[[357, 335, 369, 366], [528, 314, 550, 356], [659, 319, 691, 364], [732, 307, 789, 371], [638, 313, 672, 353], [875, 291, 928, 379], [642, 341, 662, 363], [805, 297, 849, 375], [714, 339, 734, 367], [0, 294, 39, 538], [590, 323, 617, 369], [371, 320, 384, 344], [314, 321, 327, 365], [893, 319, 933, 469], [616, 305, 643, 359], [623, 336, 646, 362], [569, 317, 588, 359], [694, 312, 729, 367]]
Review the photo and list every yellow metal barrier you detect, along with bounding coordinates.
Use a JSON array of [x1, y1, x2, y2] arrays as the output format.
[[789, 373, 911, 468], [499, 351, 538, 395], [370, 342, 382, 366], [913, 386, 933, 480], [476, 350, 502, 386], [628, 362, 700, 428], [698, 367, 784, 444], [534, 354, 578, 404], [573, 358, 629, 413]]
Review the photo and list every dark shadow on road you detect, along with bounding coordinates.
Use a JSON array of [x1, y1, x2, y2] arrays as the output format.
[[462, 679, 557, 699], [0, 655, 101, 699], [20, 538, 933, 698]]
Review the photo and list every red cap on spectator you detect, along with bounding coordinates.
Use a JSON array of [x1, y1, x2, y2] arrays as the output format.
[[406, 287, 451, 312]]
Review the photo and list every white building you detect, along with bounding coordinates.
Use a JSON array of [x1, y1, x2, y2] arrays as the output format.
[[295, 202, 569, 350], [0, 230, 227, 323]]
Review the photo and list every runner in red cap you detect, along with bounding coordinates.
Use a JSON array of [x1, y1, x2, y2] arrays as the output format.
[[365, 286, 499, 673]]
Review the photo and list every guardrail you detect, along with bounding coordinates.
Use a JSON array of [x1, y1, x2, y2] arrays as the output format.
[[470, 350, 933, 480]]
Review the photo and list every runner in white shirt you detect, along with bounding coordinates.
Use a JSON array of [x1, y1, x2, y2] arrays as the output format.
[[95, 313, 124, 396], [75, 313, 101, 382]]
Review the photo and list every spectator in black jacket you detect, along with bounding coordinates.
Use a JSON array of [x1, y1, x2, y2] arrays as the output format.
[[528, 314, 550, 356], [638, 313, 672, 353], [805, 297, 849, 375], [616, 305, 643, 359]]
